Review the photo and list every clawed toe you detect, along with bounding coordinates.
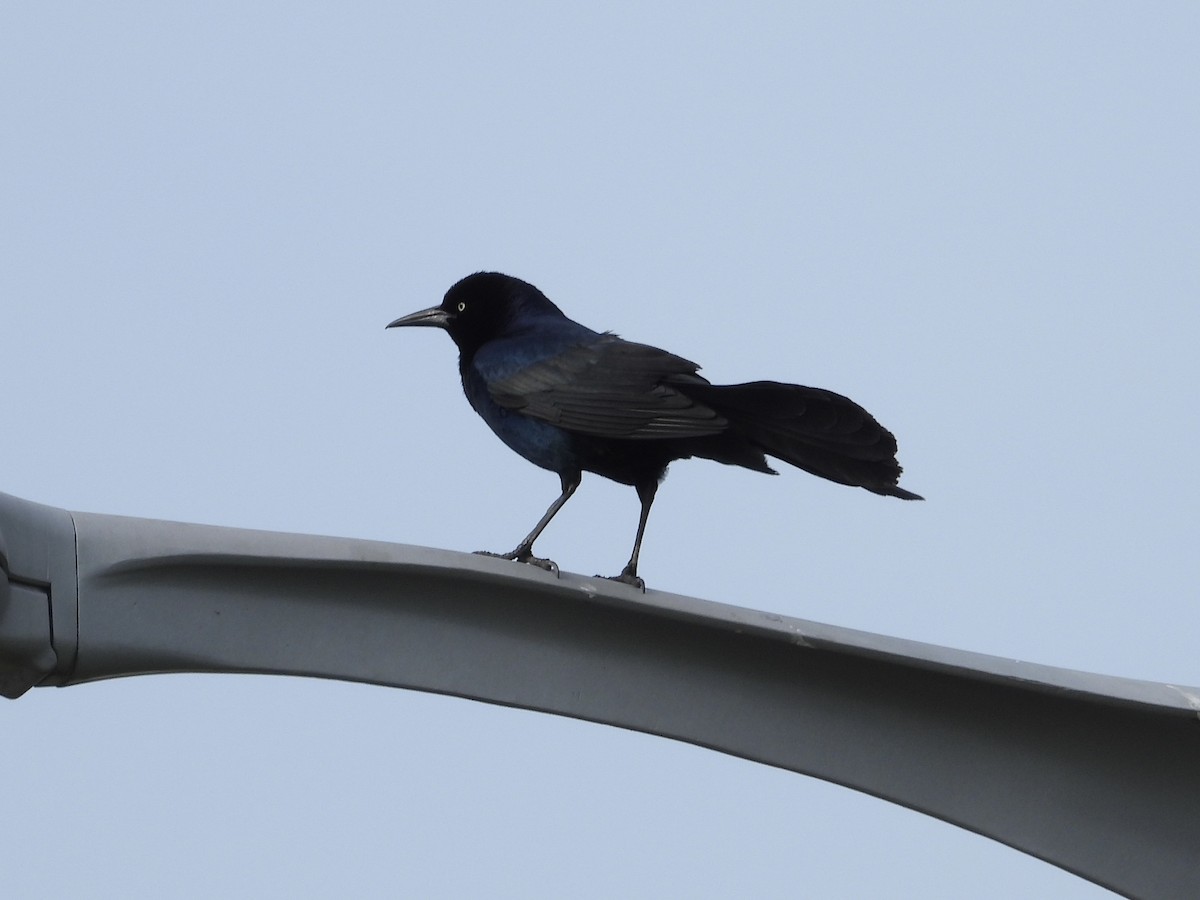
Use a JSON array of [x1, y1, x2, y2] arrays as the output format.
[[474, 548, 559, 577], [596, 571, 646, 592], [523, 555, 560, 575], [473, 550, 510, 559]]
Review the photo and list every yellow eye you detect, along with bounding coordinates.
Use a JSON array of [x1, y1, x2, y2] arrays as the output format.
[[457, 301, 466, 312]]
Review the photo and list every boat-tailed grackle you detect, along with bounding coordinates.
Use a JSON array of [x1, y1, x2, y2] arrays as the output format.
[[388, 272, 922, 589]]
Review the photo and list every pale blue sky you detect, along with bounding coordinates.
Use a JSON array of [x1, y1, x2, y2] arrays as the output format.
[[3, 3, 1197, 897]]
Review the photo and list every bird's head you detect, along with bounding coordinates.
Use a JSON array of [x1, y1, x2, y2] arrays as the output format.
[[387, 272, 563, 359]]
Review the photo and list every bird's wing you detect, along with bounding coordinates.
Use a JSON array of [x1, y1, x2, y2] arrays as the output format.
[[486, 335, 729, 439]]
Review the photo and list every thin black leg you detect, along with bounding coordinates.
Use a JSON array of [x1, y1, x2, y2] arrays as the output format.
[[602, 479, 657, 591], [476, 470, 581, 575]]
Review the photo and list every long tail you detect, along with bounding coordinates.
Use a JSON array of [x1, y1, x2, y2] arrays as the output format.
[[675, 380, 924, 500]]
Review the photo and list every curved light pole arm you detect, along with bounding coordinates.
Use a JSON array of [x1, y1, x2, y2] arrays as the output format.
[[2, 490, 1197, 899]]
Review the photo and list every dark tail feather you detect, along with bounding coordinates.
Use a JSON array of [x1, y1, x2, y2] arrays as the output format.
[[675, 380, 924, 500]]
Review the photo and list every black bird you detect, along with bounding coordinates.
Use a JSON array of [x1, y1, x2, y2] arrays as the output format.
[[388, 272, 922, 589]]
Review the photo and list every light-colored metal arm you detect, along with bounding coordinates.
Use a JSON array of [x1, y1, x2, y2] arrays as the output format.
[[2, 490, 1197, 899]]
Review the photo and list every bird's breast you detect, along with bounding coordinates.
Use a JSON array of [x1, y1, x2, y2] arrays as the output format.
[[460, 361, 575, 475]]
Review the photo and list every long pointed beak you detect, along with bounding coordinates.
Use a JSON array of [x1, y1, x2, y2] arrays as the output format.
[[386, 306, 452, 329]]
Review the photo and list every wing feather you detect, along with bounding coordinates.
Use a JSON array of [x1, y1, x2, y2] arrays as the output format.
[[487, 335, 728, 439]]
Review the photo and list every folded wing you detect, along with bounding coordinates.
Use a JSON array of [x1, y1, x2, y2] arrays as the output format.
[[487, 335, 729, 439]]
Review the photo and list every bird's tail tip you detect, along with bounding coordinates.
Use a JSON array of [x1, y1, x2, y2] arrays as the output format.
[[873, 485, 924, 501]]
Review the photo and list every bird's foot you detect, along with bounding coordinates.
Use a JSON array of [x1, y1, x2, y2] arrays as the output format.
[[474, 548, 559, 577], [596, 568, 646, 592]]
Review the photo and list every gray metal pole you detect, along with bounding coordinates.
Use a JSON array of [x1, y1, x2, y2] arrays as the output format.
[[2, 490, 1197, 899]]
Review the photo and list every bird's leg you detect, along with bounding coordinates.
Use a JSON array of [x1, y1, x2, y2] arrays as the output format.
[[600, 479, 657, 591], [475, 471, 580, 576]]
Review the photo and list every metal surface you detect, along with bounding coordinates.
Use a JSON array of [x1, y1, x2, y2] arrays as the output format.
[[0, 493, 73, 698], [2, 490, 1197, 898]]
